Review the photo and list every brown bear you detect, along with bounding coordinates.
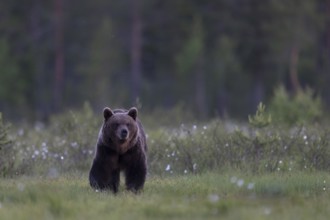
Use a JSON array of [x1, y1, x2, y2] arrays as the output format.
[[89, 107, 147, 193]]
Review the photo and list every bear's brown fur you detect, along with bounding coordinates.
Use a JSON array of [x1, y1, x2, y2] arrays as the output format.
[[89, 107, 147, 193]]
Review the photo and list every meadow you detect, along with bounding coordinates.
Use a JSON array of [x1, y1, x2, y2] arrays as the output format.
[[1, 97, 330, 219], [1, 171, 330, 220]]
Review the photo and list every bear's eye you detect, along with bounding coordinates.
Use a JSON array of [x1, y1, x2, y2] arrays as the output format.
[[126, 123, 130, 127], [112, 123, 119, 128]]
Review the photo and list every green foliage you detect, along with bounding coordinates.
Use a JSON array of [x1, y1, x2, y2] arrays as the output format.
[[1, 102, 330, 177], [147, 119, 330, 175], [0, 112, 14, 177], [140, 104, 194, 128], [0, 38, 24, 106], [47, 102, 100, 170], [214, 36, 241, 77], [0, 113, 10, 148], [176, 16, 204, 76], [1, 0, 329, 120], [78, 17, 124, 107], [248, 103, 272, 128], [13, 103, 100, 175], [269, 86, 323, 125]]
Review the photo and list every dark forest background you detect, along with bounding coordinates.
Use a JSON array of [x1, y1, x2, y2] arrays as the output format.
[[1, 0, 330, 121]]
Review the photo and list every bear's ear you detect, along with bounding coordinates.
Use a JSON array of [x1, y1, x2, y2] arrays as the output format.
[[103, 107, 114, 120], [128, 107, 138, 120]]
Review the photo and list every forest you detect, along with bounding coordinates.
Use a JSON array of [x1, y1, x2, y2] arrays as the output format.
[[1, 0, 330, 121]]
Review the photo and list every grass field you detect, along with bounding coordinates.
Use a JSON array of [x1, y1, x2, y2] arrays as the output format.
[[1, 171, 330, 220]]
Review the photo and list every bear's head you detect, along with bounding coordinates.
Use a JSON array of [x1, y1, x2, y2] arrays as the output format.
[[101, 107, 139, 153]]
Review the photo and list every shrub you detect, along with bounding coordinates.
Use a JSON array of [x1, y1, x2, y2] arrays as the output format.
[[147, 104, 330, 176], [140, 104, 194, 128], [48, 102, 99, 170], [147, 121, 230, 175], [268, 85, 323, 125], [248, 102, 272, 128], [4, 102, 330, 177], [13, 103, 100, 175], [0, 112, 15, 177]]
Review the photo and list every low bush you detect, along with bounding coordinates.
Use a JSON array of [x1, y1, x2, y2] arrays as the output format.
[[268, 85, 323, 125], [147, 103, 330, 175], [12, 103, 100, 176], [1, 103, 330, 177], [0, 112, 14, 177]]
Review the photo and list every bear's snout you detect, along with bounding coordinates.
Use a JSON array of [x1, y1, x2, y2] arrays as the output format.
[[120, 128, 129, 140]]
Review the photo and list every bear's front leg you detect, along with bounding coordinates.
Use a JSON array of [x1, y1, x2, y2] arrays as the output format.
[[109, 169, 120, 193], [89, 159, 109, 190], [124, 156, 147, 193], [89, 156, 120, 193]]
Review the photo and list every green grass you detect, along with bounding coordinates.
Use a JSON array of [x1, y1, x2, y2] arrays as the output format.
[[1, 171, 330, 220]]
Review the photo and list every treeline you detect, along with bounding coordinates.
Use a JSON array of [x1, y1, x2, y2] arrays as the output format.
[[1, 0, 330, 120]]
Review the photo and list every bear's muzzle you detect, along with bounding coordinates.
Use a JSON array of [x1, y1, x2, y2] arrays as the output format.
[[120, 128, 129, 140]]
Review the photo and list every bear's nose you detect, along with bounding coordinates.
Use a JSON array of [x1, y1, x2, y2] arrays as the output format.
[[120, 129, 128, 139]]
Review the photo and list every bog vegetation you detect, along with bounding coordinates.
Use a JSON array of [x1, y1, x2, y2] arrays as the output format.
[[0, 87, 328, 177]]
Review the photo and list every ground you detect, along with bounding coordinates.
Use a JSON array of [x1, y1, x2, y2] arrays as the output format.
[[0, 171, 330, 220]]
